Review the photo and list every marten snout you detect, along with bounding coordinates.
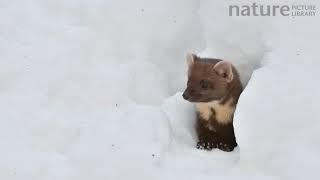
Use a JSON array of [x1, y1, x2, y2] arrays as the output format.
[[182, 89, 192, 100], [182, 88, 199, 101], [182, 91, 189, 100]]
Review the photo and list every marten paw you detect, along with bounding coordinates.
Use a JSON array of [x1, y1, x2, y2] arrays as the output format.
[[196, 142, 217, 150], [217, 142, 235, 152]]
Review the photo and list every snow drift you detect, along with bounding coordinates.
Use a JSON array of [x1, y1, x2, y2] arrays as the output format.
[[1, 0, 320, 180]]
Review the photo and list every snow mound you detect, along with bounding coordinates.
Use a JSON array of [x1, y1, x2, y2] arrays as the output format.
[[235, 62, 320, 179], [198, 0, 270, 85], [2, 0, 320, 179]]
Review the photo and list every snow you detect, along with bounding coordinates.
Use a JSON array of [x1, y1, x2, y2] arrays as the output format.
[[1, 0, 320, 179], [235, 63, 320, 179]]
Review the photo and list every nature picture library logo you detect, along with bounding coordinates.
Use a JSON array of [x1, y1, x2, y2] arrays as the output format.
[[229, 2, 317, 17]]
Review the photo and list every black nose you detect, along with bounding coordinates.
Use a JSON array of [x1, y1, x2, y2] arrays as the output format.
[[182, 92, 189, 100]]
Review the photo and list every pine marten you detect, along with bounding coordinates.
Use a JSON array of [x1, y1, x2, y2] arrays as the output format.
[[182, 54, 243, 152]]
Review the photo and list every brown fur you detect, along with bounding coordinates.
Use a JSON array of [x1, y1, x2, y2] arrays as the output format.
[[183, 54, 243, 152]]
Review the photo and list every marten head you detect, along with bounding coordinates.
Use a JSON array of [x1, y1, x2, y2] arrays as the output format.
[[182, 54, 236, 103]]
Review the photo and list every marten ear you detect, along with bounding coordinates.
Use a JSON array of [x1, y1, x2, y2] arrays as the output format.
[[186, 53, 197, 68], [186, 53, 197, 76], [213, 61, 233, 82]]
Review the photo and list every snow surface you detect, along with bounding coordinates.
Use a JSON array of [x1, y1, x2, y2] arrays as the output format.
[[1, 0, 320, 179]]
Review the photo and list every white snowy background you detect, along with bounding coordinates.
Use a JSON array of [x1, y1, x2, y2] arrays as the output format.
[[1, 0, 320, 179]]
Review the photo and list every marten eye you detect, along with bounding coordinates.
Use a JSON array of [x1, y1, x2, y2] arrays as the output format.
[[200, 80, 209, 89]]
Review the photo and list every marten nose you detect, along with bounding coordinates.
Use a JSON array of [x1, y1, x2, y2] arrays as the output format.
[[182, 92, 189, 100], [183, 89, 194, 100]]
